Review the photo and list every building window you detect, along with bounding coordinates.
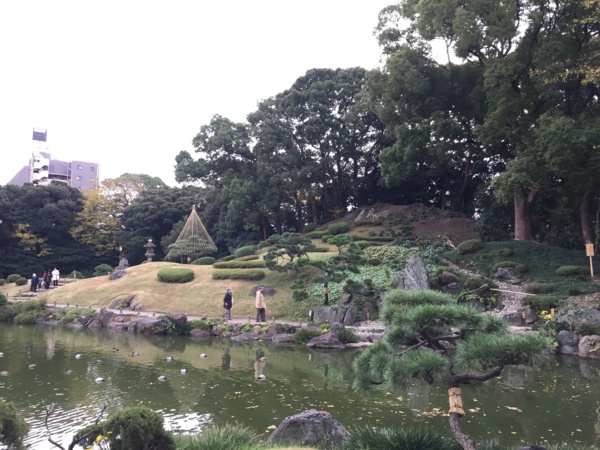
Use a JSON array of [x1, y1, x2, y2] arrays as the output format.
[[90, 166, 96, 172], [77, 165, 82, 170], [76, 176, 82, 181]]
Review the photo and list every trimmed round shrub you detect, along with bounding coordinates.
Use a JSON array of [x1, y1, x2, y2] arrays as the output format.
[[306, 230, 328, 238], [353, 240, 374, 249], [212, 270, 265, 280], [463, 276, 489, 291], [489, 247, 514, 257], [0, 293, 7, 306], [302, 223, 318, 233], [354, 218, 384, 226], [93, 264, 113, 277], [523, 294, 563, 310], [327, 221, 350, 235], [492, 261, 518, 272], [157, 268, 195, 283], [0, 307, 15, 323], [294, 328, 322, 344], [217, 255, 237, 262], [213, 260, 266, 269], [321, 234, 333, 243], [556, 265, 589, 276], [0, 397, 30, 448], [14, 310, 43, 325], [193, 256, 216, 265], [515, 264, 529, 273], [15, 277, 27, 286], [312, 246, 330, 252], [6, 274, 20, 283], [234, 245, 256, 258], [456, 239, 483, 254], [13, 299, 45, 314], [526, 282, 555, 294], [65, 271, 85, 280], [0, 279, 5, 286]]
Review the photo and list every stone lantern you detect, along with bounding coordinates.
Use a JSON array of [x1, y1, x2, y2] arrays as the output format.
[[144, 238, 156, 262]]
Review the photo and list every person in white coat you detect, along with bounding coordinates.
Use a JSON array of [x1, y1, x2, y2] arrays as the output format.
[[51, 267, 60, 287]]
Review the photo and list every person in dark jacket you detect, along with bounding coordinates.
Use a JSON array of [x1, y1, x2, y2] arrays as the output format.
[[31, 274, 39, 293], [223, 288, 233, 320], [44, 270, 51, 289]]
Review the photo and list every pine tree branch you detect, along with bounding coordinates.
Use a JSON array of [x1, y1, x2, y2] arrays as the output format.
[[452, 366, 503, 386]]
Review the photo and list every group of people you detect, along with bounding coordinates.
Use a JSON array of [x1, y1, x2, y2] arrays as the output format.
[[222, 285, 267, 322], [30, 267, 60, 293]]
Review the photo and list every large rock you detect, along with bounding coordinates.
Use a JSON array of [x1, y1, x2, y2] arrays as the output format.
[[231, 333, 259, 342], [403, 254, 429, 291], [166, 314, 187, 328], [342, 304, 357, 325], [499, 305, 537, 325], [313, 305, 358, 325], [128, 317, 171, 334], [329, 322, 345, 335], [438, 271, 461, 286], [108, 294, 136, 310], [391, 272, 404, 289], [556, 330, 579, 355], [272, 334, 297, 344], [99, 308, 116, 327], [579, 335, 600, 360], [267, 409, 348, 448], [307, 332, 345, 349], [190, 329, 211, 339], [495, 267, 522, 285], [109, 257, 129, 280], [556, 304, 600, 329]]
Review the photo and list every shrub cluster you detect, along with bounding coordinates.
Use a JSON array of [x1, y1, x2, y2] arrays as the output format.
[[212, 260, 266, 269], [192, 256, 216, 265], [93, 264, 113, 277], [456, 239, 483, 254], [65, 271, 85, 279], [302, 223, 318, 233], [363, 246, 416, 267], [523, 294, 563, 310], [327, 221, 350, 235], [0, 397, 30, 448], [233, 245, 256, 258], [294, 328, 322, 344], [15, 277, 28, 286], [555, 265, 589, 276], [355, 235, 395, 242], [311, 246, 330, 252], [337, 330, 360, 344], [217, 255, 237, 262], [235, 255, 259, 261], [157, 268, 195, 283], [0, 293, 7, 306], [492, 261, 529, 273], [55, 307, 98, 324], [6, 274, 21, 283], [0, 279, 5, 286], [526, 282, 555, 294], [321, 234, 334, 243], [463, 276, 490, 291], [212, 269, 265, 280], [489, 247, 514, 257], [306, 230, 328, 238], [354, 218, 383, 226]]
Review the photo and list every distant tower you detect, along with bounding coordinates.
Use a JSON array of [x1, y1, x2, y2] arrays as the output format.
[[30, 128, 50, 186]]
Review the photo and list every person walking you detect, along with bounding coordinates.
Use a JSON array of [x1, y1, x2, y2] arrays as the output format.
[[223, 287, 233, 320], [44, 270, 51, 289], [31, 274, 39, 293], [255, 286, 266, 322], [51, 267, 60, 287]]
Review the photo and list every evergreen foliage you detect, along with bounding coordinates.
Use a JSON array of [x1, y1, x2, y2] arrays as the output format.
[[212, 260, 266, 269], [233, 245, 256, 258], [157, 268, 195, 283], [0, 397, 30, 447], [212, 270, 265, 280], [93, 264, 113, 277]]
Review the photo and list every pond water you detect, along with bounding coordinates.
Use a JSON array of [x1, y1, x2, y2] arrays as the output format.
[[1, 322, 600, 449]]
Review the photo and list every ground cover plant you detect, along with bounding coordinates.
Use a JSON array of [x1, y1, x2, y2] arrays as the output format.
[[443, 241, 600, 297]]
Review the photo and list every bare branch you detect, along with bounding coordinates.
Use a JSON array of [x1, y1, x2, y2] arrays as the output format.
[[45, 404, 66, 450], [67, 405, 107, 450]]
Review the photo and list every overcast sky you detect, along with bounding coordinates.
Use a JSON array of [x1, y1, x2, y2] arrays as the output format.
[[0, 1, 392, 186]]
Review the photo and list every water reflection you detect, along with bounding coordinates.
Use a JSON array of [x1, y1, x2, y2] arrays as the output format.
[[0, 323, 600, 449]]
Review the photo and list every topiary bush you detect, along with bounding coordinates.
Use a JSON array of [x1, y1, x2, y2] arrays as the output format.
[[13, 310, 43, 325], [321, 234, 334, 243], [235, 255, 259, 261], [6, 274, 20, 283], [93, 264, 113, 277], [0, 293, 7, 306], [526, 282, 555, 294], [327, 222, 350, 235], [523, 294, 563, 310], [76, 406, 175, 450], [489, 247, 514, 257], [492, 261, 519, 272], [294, 328, 322, 344], [212, 270, 265, 280], [555, 265, 589, 276], [157, 268, 195, 283], [217, 255, 237, 262], [233, 245, 256, 258], [12, 299, 45, 314], [463, 276, 490, 291], [65, 271, 85, 279], [312, 246, 330, 252], [15, 277, 27, 286], [192, 256, 216, 265], [0, 279, 5, 286], [212, 260, 266, 269], [363, 246, 416, 267], [456, 239, 483, 254], [0, 397, 30, 448]]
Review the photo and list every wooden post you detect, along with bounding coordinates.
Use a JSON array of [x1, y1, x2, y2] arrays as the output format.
[[587, 243, 595, 278], [448, 387, 465, 416]]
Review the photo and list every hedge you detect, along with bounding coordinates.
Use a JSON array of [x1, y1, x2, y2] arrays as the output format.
[[0, 279, 4, 286], [555, 265, 589, 276], [157, 268, 195, 283], [212, 270, 265, 280], [213, 260, 266, 269], [234, 245, 256, 258], [456, 239, 483, 254], [236, 255, 259, 261], [489, 248, 514, 257], [526, 282, 555, 294], [15, 277, 28, 286], [321, 234, 333, 243], [192, 257, 216, 265], [6, 274, 20, 283], [354, 218, 383, 226], [327, 222, 350, 235]]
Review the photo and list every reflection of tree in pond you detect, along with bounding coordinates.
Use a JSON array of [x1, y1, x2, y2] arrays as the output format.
[[221, 347, 231, 372], [254, 360, 265, 379]]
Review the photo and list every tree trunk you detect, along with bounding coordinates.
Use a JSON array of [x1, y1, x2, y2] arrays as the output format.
[[513, 187, 538, 241], [449, 413, 477, 450], [580, 178, 595, 244]]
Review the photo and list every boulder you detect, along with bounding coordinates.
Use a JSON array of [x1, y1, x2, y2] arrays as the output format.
[[166, 314, 187, 328], [495, 267, 522, 285], [211, 325, 224, 336], [341, 293, 352, 305], [342, 304, 357, 325], [99, 308, 116, 327], [272, 334, 297, 344], [87, 319, 104, 329], [128, 317, 170, 334], [499, 305, 537, 325], [556, 304, 600, 329], [579, 335, 600, 360], [443, 282, 463, 296], [403, 254, 429, 291], [391, 272, 404, 289], [253, 326, 264, 335], [109, 257, 129, 280], [267, 324, 283, 335], [231, 333, 258, 342], [65, 321, 84, 330], [361, 301, 376, 320], [106, 322, 129, 331], [438, 271, 461, 286], [329, 322, 345, 335], [313, 306, 346, 324], [108, 294, 136, 310], [267, 409, 348, 448], [190, 329, 211, 339], [307, 333, 345, 349], [556, 330, 579, 355]]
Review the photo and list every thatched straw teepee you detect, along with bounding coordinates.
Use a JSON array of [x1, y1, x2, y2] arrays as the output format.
[[165, 206, 217, 262]]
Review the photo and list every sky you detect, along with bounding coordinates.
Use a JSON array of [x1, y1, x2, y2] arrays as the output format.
[[0, 1, 392, 187]]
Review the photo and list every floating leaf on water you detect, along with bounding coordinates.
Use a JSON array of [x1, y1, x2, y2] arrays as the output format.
[[505, 406, 523, 413]]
